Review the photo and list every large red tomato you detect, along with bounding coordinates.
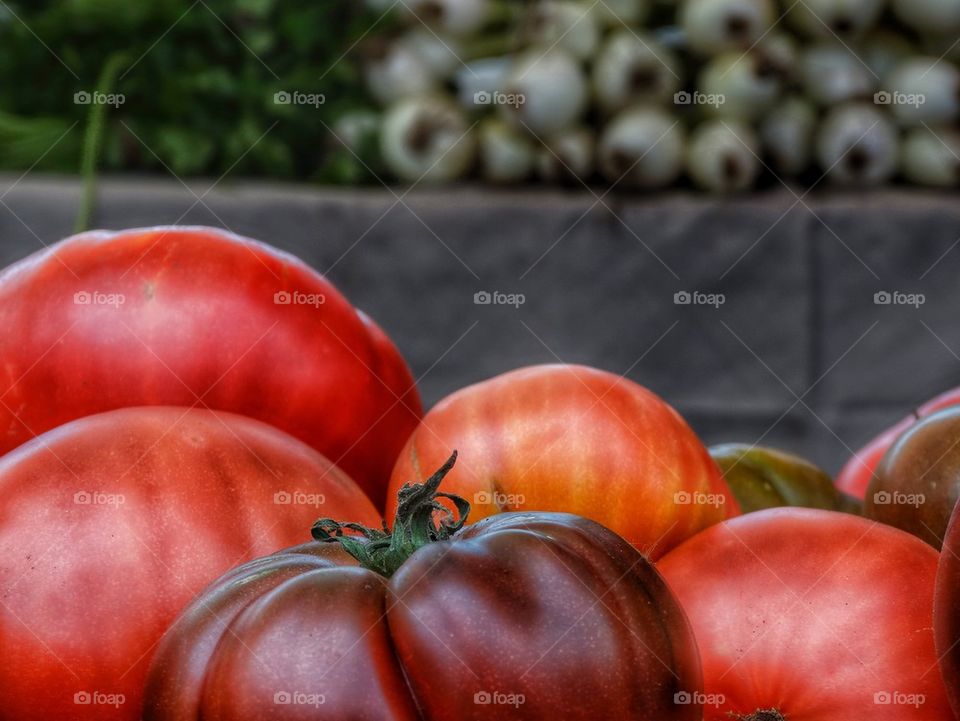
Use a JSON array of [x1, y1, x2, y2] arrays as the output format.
[[144, 455, 703, 720], [837, 386, 960, 499], [935, 499, 960, 717], [0, 406, 380, 721], [658, 508, 953, 720], [387, 364, 738, 559], [0, 226, 420, 506]]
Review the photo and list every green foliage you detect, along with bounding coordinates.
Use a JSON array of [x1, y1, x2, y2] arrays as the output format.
[[0, 0, 385, 181]]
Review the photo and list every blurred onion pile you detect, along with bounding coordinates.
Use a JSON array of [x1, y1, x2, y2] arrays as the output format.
[[337, 0, 960, 190]]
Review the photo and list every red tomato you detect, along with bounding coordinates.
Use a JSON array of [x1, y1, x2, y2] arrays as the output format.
[[837, 386, 960, 499], [935, 500, 960, 717], [387, 364, 737, 559], [0, 226, 420, 506], [144, 455, 703, 720], [658, 508, 953, 721], [0, 406, 380, 721]]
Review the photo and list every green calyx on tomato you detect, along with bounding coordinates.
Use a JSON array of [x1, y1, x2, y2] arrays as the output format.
[[313, 451, 466, 577], [709, 443, 860, 515]]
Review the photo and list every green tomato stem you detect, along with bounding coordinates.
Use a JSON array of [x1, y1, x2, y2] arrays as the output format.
[[312, 451, 468, 578]]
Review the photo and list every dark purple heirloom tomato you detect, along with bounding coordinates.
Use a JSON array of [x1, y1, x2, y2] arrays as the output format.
[[144, 454, 703, 720], [866, 407, 960, 548], [837, 386, 960, 500]]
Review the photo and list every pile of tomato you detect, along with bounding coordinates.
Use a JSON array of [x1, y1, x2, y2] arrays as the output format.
[[0, 226, 956, 720]]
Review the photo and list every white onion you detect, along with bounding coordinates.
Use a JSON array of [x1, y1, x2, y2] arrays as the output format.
[[537, 127, 595, 182], [815, 103, 898, 185], [901, 127, 960, 186], [381, 95, 477, 182], [698, 51, 781, 120], [680, 0, 776, 56], [592, 30, 683, 113], [401, 28, 465, 80], [403, 0, 491, 36], [522, 1, 600, 60], [365, 42, 436, 105], [686, 119, 760, 192], [499, 48, 588, 136], [453, 57, 512, 110], [883, 56, 960, 127], [800, 43, 876, 106], [598, 106, 685, 188]]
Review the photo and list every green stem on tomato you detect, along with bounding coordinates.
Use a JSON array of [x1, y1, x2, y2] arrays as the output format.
[[312, 451, 468, 578]]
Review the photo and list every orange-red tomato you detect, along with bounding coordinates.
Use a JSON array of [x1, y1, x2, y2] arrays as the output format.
[[0, 407, 380, 721], [387, 364, 737, 558]]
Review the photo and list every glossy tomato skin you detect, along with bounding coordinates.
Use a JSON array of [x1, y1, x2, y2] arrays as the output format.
[[0, 226, 420, 505], [0, 407, 380, 721], [935, 501, 960, 717], [658, 508, 953, 721], [866, 407, 960, 548], [837, 386, 960, 499], [387, 365, 737, 559], [144, 513, 703, 720], [143, 543, 358, 721], [200, 564, 420, 720], [709, 443, 850, 513]]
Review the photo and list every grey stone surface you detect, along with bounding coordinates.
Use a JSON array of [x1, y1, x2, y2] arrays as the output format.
[[815, 190, 960, 410], [0, 174, 956, 476]]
